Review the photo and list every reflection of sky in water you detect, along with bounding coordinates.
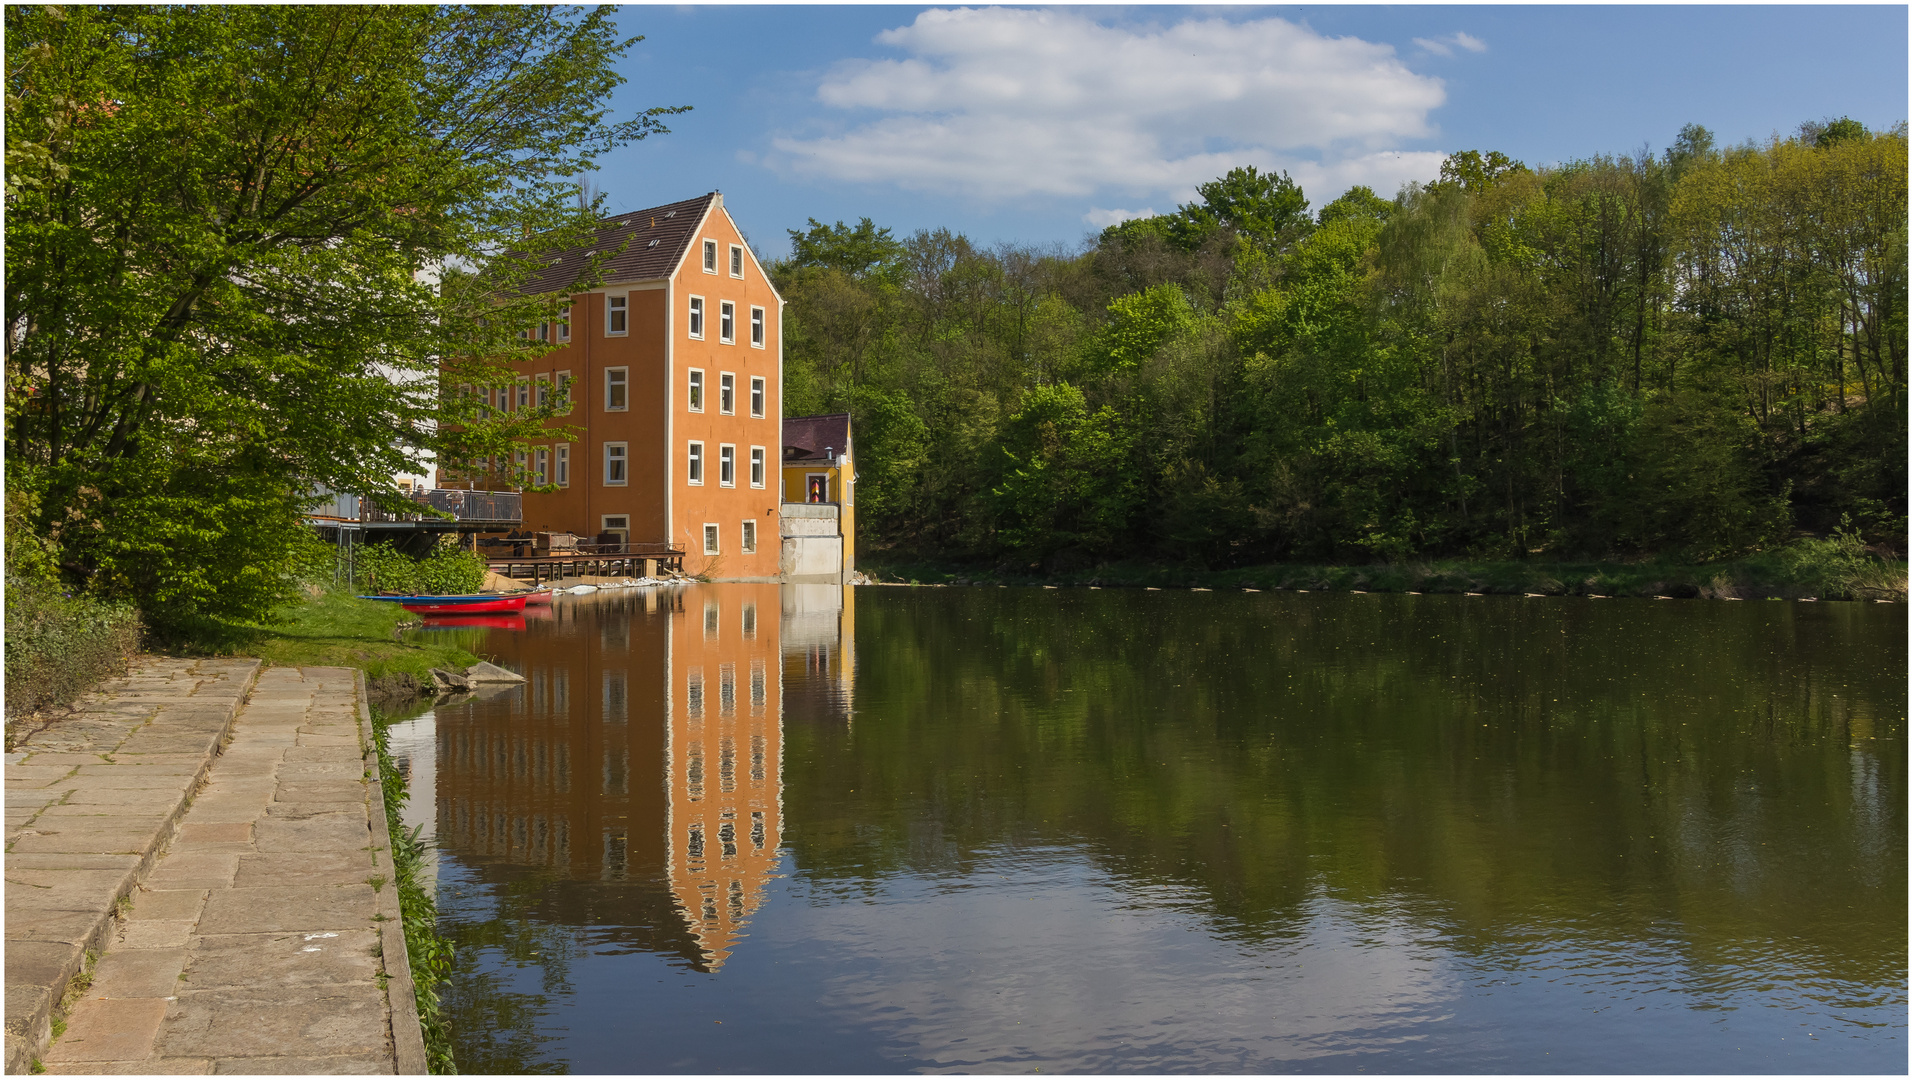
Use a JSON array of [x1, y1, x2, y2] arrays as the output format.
[[423, 587, 1905, 1074]]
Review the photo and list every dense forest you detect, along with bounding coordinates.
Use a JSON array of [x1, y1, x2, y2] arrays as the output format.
[[769, 121, 1906, 570]]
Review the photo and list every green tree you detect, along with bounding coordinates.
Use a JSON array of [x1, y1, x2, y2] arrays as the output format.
[[5, 5, 683, 632]]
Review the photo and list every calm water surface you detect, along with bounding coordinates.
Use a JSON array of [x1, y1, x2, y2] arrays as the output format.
[[387, 586, 1906, 1073]]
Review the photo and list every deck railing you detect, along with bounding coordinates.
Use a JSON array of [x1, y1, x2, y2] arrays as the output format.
[[360, 489, 522, 525]]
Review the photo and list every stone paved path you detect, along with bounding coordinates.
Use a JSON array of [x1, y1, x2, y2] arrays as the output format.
[[5, 657, 258, 1073], [8, 664, 424, 1075]]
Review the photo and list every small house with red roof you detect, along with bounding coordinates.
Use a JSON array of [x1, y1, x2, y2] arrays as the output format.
[[780, 413, 853, 581]]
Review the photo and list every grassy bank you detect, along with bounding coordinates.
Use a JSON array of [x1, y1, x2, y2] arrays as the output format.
[[861, 548, 1907, 601], [164, 587, 483, 692], [369, 699, 457, 1073]]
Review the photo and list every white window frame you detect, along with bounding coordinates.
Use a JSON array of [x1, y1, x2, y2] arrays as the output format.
[[605, 367, 628, 411], [535, 446, 549, 486], [750, 305, 765, 349], [719, 372, 735, 415], [556, 443, 570, 487], [703, 523, 720, 555], [606, 293, 628, 335], [557, 305, 571, 342], [741, 519, 757, 553], [535, 373, 552, 409], [515, 378, 530, 410], [702, 239, 718, 274], [729, 244, 745, 279], [513, 449, 527, 488], [687, 368, 704, 412], [719, 444, 736, 488], [750, 376, 765, 418], [719, 300, 735, 344], [604, 442, 628, 486], [555, 370, 572, 413], [687, 441, 704, 485], [749, 446, 765, 488], [601, 515, 630, 548], [688, 295, 705, 339]]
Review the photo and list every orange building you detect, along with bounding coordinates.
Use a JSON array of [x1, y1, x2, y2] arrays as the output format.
[[448, 192, 785, 579]]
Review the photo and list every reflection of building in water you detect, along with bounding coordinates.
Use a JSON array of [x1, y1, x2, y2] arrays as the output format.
[[664, 584, 784, 970], [781, 583, 855, 724], [429, 582, 855, 972]]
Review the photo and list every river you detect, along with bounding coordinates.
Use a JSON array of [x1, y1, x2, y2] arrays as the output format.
[[385, 584, 1905, 1073]]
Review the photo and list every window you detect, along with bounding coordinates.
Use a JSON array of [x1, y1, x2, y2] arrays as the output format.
[[601, 515, 630, 548], [687, 441, 704, 484], [556, 443, 570, 487], [496, 384, 510, 414], [535, 374, 551, 409], [555, 371, 572, 413], [703, 523, 720, 555], [749, 446, 765, 488], [719, 444, 735, 487], [688, 296, 704, 339], [604, 442, 628, 485], [750, 376, 765, 417], [750, 306, 765, 348], [536, 322, 549, 342], [557, 305, 571, 342], [687, 369, 704, 412], [719, 372, 734, 414], [513, 449, 527, 486], [607, 294, 627, 335], [719, 301, 735, 343], [729, 244, 745, 278], [741, 519, 756, 553], [605, 367, 627, 411], [516, 379, 529, 410], [535, 447, 549, 486], [702, 239, 718, 273]]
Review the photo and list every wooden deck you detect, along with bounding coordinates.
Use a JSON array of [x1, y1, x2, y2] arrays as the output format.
[[486, 546, 684, 584]]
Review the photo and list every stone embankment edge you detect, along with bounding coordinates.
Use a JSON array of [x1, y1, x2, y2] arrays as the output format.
[[4, 659, 263, 1077], [356, 668, 429, 1075]]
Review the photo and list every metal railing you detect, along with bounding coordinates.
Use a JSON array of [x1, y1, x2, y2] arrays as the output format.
[[309, 486, 523, 526]]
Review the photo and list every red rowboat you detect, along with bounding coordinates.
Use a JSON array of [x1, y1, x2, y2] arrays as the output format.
[[361, 593, 530, 615]]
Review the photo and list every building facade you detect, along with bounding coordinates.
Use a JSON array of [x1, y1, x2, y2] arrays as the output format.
[[780, 413, 854, 581], [446, 192, 785, 579]]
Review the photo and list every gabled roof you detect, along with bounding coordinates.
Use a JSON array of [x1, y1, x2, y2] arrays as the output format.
[[783, 413, 851, 462], [513, 193, 717, 295]]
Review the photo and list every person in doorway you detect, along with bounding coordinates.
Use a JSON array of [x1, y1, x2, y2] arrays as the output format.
[[807, 476, 827, 503]]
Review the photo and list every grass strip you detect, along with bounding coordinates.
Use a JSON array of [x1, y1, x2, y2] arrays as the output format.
[[370, 705, 458, 1074], [165, 587, 482, 688]]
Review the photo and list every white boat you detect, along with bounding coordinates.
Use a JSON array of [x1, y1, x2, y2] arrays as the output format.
[[566, 584, 599, 595]]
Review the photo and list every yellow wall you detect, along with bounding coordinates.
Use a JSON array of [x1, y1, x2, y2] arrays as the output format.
[[780, 459, 854, 571]]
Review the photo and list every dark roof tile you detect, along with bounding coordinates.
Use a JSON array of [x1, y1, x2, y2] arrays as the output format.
[[783, 413, 851, 461], [512, 193, 716, 295]]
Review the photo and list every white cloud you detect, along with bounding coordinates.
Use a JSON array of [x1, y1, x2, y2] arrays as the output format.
[[1082, 207, 1160, 228], [1413, 32, 1488, 58], [767, 7, 1448, 205]]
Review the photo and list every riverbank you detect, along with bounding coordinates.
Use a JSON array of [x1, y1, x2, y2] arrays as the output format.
[[860, 549, 1907, 601], [165, 588, 484, 700]]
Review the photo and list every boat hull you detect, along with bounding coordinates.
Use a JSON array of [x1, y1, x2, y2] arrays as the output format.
[[374, 593, 530, 615]]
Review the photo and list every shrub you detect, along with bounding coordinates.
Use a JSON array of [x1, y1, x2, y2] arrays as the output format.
[[4, 582, 143, 724], [1784, 517, 1908, 600], [349, 537, 486, 596]]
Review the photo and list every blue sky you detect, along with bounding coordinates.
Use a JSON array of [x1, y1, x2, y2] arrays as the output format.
[[586, 5, 1908, 257]]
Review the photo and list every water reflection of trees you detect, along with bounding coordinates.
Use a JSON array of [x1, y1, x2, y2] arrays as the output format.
[[780, 591, 1906, 993]]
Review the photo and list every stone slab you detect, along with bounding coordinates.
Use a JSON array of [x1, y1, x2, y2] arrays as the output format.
[[233, 853, 371, 888], [45, 1058, 214, 1074], [183, 931, 381, 991], [42, 996, 168, 1062], [142, 853, 241, 891], [128, 889, 210, 923], [89, 948, 190, 1000], [195, 885, 378, 935], [155, 990, 390, 1060]]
